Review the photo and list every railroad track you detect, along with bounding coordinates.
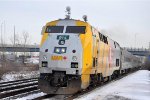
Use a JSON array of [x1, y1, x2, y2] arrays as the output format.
[[0, 70, 138, 100], [0, 78, 39, 100]]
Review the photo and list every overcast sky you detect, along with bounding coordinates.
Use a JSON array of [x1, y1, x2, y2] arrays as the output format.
[[0, 0, 150, 48]]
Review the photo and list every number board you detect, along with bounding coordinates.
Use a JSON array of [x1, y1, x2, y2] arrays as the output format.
[[57, 35, 69, 40]]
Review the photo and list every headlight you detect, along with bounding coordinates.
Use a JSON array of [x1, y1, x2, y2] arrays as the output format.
[[42, 61, 48, 67], [71, 62, 78, 68], [61, 48, 65, 53], [43, 55, 47, 60], [54, 47, 66, 54], [72, 56, 77, 61], [56, 48, 60, 53]]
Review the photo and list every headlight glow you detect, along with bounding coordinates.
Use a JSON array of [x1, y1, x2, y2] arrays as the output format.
[[75, 64, 78, 68], [56, 48, 60, 53], [61, 48, 65, 53], [54, 47, 66, 54]]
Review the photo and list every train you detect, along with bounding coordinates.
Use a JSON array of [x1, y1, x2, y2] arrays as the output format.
[[38, 8, 141, 94]]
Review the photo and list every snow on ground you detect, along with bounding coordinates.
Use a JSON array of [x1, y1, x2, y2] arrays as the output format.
[[1, 70, 149, 100], [75, 70, 150, 100], [0, 71, 39, 82], [25, 57, 39, 64], [16, 92, 46, 100]]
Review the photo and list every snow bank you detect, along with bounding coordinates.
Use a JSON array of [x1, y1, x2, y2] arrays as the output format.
[[75, 70, 150, 100], [0, 71, 39, 82]]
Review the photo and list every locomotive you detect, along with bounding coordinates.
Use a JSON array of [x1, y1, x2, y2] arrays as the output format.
[[38, 7, 141, 94]]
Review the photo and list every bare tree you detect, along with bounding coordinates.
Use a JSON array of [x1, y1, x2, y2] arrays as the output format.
[[0, 21, 6, 68], [22, 31, 29, 46], [21, 31, 29, 64], [10, 34, 20, 46], [9, 33, 21, 61]]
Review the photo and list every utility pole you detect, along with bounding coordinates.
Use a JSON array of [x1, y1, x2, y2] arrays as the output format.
[[149, 42, 150, 50], [134, 33, 138, 49], [0, 23, 3, 60], [1, 23, 3, 46], [13, 25, 17, 58], [3, 21, 5, 44], [14, 25, 15, 46], [0, 22, 4, 64]]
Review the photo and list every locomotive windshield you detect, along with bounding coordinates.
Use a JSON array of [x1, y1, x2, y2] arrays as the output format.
[[66, 26, 86, 33], [45, 26, 64, 33]]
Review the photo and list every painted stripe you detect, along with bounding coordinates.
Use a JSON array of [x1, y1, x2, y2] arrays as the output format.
[[76, 20, 92, 89]]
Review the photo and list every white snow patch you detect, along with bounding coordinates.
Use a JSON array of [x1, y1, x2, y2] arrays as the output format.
[[16, 92, 46, 100], [0, 71, 39, 82], [25, 57, 39, 64], [75, 70, 150, 100]]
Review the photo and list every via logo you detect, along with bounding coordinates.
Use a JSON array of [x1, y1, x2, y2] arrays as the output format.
[[58, 40, 65, 45]]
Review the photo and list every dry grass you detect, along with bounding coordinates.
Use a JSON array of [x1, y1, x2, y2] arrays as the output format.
[[0, 60, 38, 79]]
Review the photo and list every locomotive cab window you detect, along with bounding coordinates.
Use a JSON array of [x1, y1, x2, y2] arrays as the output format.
[[45, 26, 64, 33], [66, 26, 86, 33]]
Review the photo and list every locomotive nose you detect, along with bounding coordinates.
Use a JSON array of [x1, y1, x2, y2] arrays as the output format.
[[40, 34, 82, 75]]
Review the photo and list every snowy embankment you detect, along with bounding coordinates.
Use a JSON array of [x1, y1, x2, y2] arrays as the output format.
[[0, 71, 39, 82], [75, 70, 150, 100]]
